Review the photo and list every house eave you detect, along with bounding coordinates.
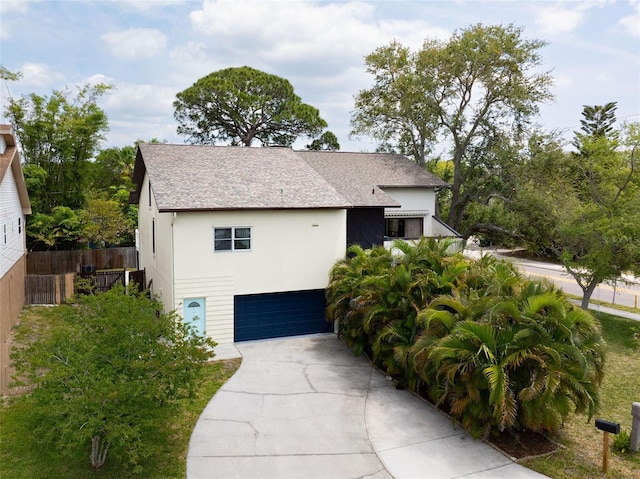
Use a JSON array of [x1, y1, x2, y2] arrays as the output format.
[[157, 205, 352, 213]]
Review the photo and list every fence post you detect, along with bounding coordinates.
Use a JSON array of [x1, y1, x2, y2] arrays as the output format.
[[632, 402, 640, 452], [55, 274, 61, 304]]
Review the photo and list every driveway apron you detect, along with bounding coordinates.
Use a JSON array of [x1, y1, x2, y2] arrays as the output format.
[[187, 334, 549, 479]]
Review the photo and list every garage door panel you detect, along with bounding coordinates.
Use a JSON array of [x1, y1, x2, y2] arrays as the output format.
[[234, 289, 332, 342]]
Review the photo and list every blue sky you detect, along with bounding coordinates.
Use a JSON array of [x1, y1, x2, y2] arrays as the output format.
[[1, 0, 639, 153]]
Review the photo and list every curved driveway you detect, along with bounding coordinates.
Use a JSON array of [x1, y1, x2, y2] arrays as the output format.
[[187, 334, 549, 479]]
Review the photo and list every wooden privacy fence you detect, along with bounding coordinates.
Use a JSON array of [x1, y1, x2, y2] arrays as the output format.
[[27, 247, 137, 274], [25, 273, 75, 305], [26, 269, 147, 305], [78, 270, 125, 294]]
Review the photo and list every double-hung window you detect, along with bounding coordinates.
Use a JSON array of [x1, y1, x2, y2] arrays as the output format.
[[214, 227, 251, 252]]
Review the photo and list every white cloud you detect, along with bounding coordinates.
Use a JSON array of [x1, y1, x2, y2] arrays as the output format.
[[102, 81, 176, 118], [187, 0, 448, 74], [101, 28, 167, 60], [107, 119, 180, 147], [0, 0, 30, 14], [97, 80, 180, 146], [190, 1, 375, 57], [85, 73, 114, 87], [18, 63, 65, 88], [167, 41, 223, 87], [118, 0, 186, 12], [619, 1, 640, 37], [534, 6, 585, 35], [553, 74, 574, 89], [0, 0, 31, 39]]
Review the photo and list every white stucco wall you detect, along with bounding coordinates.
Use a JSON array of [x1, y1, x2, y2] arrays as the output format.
[[170, 208, 346, 344], [173, 209, 346, 293], [382, 187, 437, 236], [136, 174, 174, 305], [0, 167, 26, 279]]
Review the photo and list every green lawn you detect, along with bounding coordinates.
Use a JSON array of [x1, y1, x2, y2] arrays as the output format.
[[1, 346, 240, 479], [521, 312, 640, 479]]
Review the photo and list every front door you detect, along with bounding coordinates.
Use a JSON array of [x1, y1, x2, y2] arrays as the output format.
[[183, 298, 206, 336]]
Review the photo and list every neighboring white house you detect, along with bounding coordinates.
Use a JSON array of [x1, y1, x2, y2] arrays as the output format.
[[0, 125, 31, 395], [129, 145, 454, 345]]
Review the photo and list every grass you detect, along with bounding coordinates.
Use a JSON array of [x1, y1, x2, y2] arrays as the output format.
[[0, 305, 241, 478], [565, 292, 640, 315], [521, 312, 640, 479]]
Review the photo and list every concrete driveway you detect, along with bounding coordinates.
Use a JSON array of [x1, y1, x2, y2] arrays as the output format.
[[187, 334, 549, 479]]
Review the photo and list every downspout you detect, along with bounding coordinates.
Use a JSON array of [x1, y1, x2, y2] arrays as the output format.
[[171, 212, 176, 313]]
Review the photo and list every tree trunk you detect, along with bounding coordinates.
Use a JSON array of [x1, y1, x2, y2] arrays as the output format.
[[90, 435, 110, 469], [446, 146, 465, 231], [580, 279, 599, 310]]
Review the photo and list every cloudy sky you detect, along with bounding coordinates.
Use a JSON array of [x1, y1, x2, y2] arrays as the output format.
[[1, 0, 639, 153]]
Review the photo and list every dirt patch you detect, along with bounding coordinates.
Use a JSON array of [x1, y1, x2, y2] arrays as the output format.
[[488, 429, 559, 459]]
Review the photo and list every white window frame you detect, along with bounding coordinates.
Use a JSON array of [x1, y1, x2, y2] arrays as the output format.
[[213, 226, 252, 252]]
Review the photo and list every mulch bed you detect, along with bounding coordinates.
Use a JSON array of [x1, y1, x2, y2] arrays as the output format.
[[488, 429, 559, 459]]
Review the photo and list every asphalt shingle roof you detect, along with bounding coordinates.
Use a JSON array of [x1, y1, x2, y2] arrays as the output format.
[[298, 150, 448, 206], [132, 144, 448, 212]]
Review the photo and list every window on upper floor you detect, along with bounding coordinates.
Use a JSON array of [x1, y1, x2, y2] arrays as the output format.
[[385, 217, 423, 239], [214, 227, 251, 252]]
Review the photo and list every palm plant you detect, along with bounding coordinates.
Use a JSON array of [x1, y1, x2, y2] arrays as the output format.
[[326, 240, 605, 439], [424, 283, 605, 437], [363, 238, 466, 387], [366, 262, 429, 389], [513, 287, 605, 432], [326, 244, 392, 355]]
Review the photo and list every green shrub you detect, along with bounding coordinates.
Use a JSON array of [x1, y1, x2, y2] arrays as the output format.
[[326, 239, 605, 438], [612, 429, 632, 454], [10, 285, 216, 473]]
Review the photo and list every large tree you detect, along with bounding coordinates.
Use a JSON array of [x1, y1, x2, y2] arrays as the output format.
[[351, 24, 553, 232], [560, 117, 640, 309], [511, 116, 640, 309], [6, 83, 111, 213], [174, 66, 328, 147]]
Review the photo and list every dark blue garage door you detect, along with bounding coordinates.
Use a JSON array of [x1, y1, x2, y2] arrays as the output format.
[[234, 289, 332, 342]]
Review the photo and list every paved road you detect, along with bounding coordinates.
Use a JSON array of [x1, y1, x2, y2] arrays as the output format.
[[466, 247, 640, 312]]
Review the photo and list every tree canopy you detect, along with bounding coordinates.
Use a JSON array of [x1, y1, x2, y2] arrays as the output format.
[[306, 130, 340, 150], [351, 24, 554, 232], [3, 79, 143, 250], [6, 83, 111, 213], [573, 101, 618, 152], [509, 111, 640, 308], [174, 66, 327, 147]]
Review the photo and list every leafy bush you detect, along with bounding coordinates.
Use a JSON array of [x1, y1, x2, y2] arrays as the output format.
[[11, 285, 216, 473], [327, 239, 605, 438], [612, 429, 632, 454]]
